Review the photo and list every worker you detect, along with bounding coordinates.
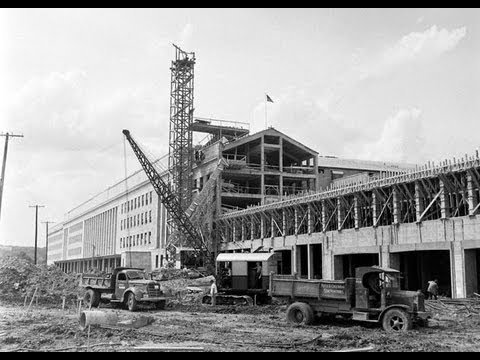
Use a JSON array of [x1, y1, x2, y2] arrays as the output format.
[[210, 278, 218, 306], [427, 279, 439, 300], [255, 262, 263, 289]]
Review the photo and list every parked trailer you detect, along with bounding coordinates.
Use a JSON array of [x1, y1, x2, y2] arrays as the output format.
[[269, 266, 431, 332], [80, 267, 166, 311]]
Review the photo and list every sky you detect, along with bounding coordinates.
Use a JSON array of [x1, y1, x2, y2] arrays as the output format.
[[0, 8, 479, 247]]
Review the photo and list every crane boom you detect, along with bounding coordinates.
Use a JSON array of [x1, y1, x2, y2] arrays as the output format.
[[122, 129, 212, 266]]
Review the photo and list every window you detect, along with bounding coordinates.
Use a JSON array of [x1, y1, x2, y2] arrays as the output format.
[[149, 210, 152, 223], [137, 214, 140, 225], [118, 273, 127, 281], [142, 195, 144, 207], [145, 232, 147, 245], [194, 179, 198, 189], [141, 233, 144, 245], [199, 177, 204, 190], [141, 213, 144, 225], [137, 234, 140, 245], [150, 191, 152, 203], [148, 231, 152, 244], [121, 220, 123, 230], [121, 204, 123, 214]]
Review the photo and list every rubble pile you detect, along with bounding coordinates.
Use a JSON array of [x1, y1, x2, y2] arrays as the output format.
[[0, 256, 81, 305]]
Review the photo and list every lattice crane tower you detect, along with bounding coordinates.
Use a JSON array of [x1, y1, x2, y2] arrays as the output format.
[[168, 44, 195, 211]]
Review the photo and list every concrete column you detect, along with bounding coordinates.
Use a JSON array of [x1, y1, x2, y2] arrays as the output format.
[[392, 188, 400, 225], [321, 200, 327, 232], [314, 155, 320, 191], [337, 197, 343, 230], [322, 249, 334, 280], [292, 246, 298, 276], [380, 245, 390, 268], [307, 244, 313, 279], [450, 242, 467, 298], [467, 173, 477, 216], [282, 209, 286, 237], [415, 181, 424, 222], [372, 192, 379, 227], [440, 179, 450, 219], [354, 195, 360, 229]]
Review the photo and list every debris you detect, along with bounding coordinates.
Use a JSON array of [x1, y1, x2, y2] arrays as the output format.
[[332, 345, 375, 352], [134, 345, 204, 352]]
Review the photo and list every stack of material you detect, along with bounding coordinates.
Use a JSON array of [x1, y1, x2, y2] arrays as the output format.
[[425, 297, 480, 318], [0, 256, 81, 304]]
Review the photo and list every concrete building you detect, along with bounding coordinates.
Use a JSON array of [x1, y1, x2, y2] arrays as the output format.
[[50, 123, 412, 274]]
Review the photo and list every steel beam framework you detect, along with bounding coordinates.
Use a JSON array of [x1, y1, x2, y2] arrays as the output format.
[[217, 151, 480, 244]]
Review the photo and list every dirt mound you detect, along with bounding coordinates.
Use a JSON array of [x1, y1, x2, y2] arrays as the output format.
[[0, 256, 81, 305]]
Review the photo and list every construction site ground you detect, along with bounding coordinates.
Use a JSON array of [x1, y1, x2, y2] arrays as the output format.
[[1, 297, 480, 352]]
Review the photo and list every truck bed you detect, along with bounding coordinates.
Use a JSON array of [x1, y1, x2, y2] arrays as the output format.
[[80, 274, 112, 289], [270, 274, 355, 303]]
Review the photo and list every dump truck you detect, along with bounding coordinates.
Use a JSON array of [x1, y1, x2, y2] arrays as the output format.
[[80, 267, 166, 311], [269, 266, 430, 332]]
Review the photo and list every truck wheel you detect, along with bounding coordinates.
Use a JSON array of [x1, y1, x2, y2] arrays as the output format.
[[126, 292, 138, 312], [155, 300, 166, 310], [84, 289, 100, 308], [286, 302, 314, 326], [382, 308, 412, 332]]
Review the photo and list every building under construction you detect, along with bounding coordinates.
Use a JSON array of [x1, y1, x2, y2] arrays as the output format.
[[48, 45, 480, 299]]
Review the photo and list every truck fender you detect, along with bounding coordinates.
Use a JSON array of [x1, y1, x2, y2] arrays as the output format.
[[379, 304, 411, 321], [121, 287, 144, 302]]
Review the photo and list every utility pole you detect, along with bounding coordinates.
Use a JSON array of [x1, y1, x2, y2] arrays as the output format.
[[0, 133, 24, 224], [29, 205, 45, 265], [41, 221, 55, 265]]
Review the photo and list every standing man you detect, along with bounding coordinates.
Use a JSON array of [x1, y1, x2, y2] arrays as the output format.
[[255, 262, 263, 289], [427, 279, 439, 300], [210, 278, 218, 306]]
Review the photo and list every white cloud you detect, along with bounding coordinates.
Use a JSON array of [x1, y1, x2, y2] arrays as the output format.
[[365, 25, 467, 79], [358, 108, 426, 164]]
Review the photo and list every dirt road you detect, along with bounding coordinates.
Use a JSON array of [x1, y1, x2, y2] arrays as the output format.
[[1, 301, 480, 352]]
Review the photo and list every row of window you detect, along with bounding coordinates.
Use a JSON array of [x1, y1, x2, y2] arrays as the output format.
[[121, 191, 153, 214], [120, 211, 152, 230], [120, 232, 152, 248]]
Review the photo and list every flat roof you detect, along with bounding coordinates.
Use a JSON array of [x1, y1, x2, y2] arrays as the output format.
[[216, 252, 275, 262], [318, 156, 417, 172]]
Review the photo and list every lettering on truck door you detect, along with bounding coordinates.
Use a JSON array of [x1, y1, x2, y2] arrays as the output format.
[[116, 272, 128, 299]]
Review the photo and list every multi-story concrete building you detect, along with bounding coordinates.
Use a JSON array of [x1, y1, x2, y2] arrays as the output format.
[[50, 123, 412, 273]]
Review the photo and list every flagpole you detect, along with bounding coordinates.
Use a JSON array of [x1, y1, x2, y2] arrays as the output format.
[[264, 94, 267, 129]]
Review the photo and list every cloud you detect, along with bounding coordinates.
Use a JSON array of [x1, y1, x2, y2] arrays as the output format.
[[322, 25, 467, 111], [357, 108, 426, 164], [364, 25, 467, 79]]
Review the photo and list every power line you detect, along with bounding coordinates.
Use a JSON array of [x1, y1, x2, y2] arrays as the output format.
[[29, 205, 45, 265]]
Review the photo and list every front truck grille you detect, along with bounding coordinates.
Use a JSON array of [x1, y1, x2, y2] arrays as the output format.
[[147, 283, 162, 297]]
